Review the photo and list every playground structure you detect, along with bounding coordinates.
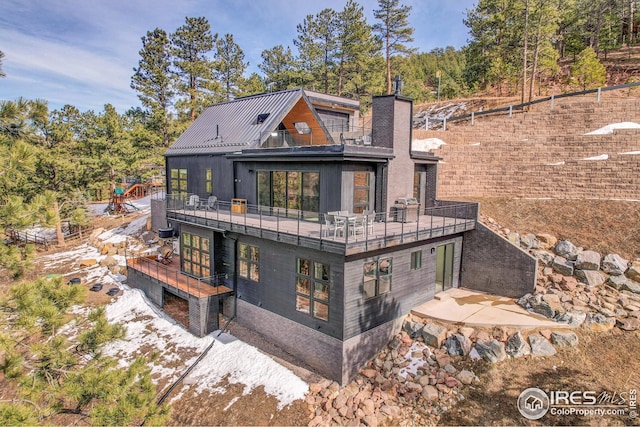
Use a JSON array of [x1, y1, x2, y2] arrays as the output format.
[[107, 177, 164, 215]]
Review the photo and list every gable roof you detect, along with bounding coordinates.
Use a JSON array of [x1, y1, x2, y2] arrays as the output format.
[[165, 89, 310, 156]]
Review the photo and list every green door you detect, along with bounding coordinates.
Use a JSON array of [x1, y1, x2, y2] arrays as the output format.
[[435, 243, 454, 293]]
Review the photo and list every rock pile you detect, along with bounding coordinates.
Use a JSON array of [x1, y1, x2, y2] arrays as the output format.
[[483, 215, 640, 332]]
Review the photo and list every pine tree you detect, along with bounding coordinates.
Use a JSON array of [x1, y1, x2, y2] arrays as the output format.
[[335, 0, 383, 99], [214, 33, 248, 101], [237, 72, 266, 97], [259, 45, 298, 91], [171, 17, 218, 121], [373, 0, 415, 94], [131, 28, 174, 147], [570, 46, 607, 89]]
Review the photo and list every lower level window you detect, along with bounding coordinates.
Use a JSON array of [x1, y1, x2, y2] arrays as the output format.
[[295, 258, 329, 321], [363, 258, 392, 299], [238, 243, 259, 282]]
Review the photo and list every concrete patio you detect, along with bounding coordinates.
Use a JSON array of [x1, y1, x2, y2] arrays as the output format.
[[412, 288, 568, 328]]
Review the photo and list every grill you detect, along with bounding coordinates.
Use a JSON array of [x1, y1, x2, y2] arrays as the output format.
[[393, 197, 419, 223]]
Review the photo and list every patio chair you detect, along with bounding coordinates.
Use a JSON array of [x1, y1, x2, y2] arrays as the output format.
[[157, 247, 174, 264], [205, 195, 218, 210], [185, 195, 199, 210], [363, 210, 376, 234], [333, 216, 346, 239], [322, 213, 334, 237]]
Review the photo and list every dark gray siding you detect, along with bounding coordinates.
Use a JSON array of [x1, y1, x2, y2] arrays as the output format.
[[461, 223, 537, 297], [234, 235, 345, 339], [343, 236, 463, 340], [166, 155, 234, 201]]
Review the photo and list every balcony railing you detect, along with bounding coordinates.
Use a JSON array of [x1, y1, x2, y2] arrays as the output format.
[[163, 194, 478, 255], [258, 125, 373, 148], [126, 254, 231, 299]]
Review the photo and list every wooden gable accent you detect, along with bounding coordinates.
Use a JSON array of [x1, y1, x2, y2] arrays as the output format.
[[281, 98, 333, 146]]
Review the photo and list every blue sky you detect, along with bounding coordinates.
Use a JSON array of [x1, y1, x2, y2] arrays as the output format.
[[0, 0, 475, 112]]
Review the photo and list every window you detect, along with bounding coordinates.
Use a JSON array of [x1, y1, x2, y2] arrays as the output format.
[[170, 168, 188, 195], [205, 168, 213, 194], [413, 172, 422, 204], [363, 258, 392, 299], [295, 257, 329, 321], [353, 172, 371, 214], [238, 243, 259, 282], [181, 232, 210, 278], [411, 250, 422, 270], [257, 170, 320, 218], [255, 113, 270, 124]]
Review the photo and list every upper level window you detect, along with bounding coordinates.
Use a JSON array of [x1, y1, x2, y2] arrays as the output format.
[[205, 168, 213, 194], [363, 258, 392, 299], [353, 172, 371, 214], [255, 113, 270, 124], [238, 243, 260, 282], [170, 168, 187, 195], [295, 257, 329, 321]]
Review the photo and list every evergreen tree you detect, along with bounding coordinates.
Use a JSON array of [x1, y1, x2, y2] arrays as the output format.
[[335, 0, 383, 99], [259, 45, 298, 91], [214, 33, 248, 101], [237, 72, 266, 97], [570, 46, 607, 89], [171, 17, 218, 121], [373, 0, 415, 94], [294, 9, 339, 93], [131, 28, 174, 147]]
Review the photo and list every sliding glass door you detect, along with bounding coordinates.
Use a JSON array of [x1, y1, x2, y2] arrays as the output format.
[[257, 170, 319, 219]]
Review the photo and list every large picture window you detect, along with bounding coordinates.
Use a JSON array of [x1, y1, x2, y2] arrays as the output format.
[[238, 243, 260, 282], [295, 258, 329, 321], [181, 232, 210, 278], [363, 258, 392, 299], [257, 170, 320, 218], [170, 168, 188, 195]]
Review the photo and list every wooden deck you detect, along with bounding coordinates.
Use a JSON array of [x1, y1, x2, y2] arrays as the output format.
[[167, 206, 477, 255], [127, 255, 232, 298]]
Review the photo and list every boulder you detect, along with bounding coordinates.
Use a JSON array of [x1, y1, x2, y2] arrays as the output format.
[[79, 258, 97, 267], [555, 240, 580, 261], [607, 276, 640, 294], [458, 327, 475, 338], [507, 232, 520, 246], [456, 370, 476, 385], [542, 294, 563, 313], [584, 313, 616, 332], [531, 250, 554, 266], [601, 254, 629, 276], [561, 276, 579, 292], [550, 331, 579, 347], [505, 331, 531, 358], [421, 322, 447, 348], [529, 295, 555, 318], [474, 339, 507, 363], [444, 334, 472, 357], [617, 318, 640, 331], [403, 320, 423, 338], [575, 270, 606, 287], [100, 255, 119, 267], [422, 385, 439, 401], [536, 233, 557, 250], [555, 311, 587, 327], [626, 261, 640, 282], [516, 293, 533, 309], [575, 251, 601, 271], [520, 234, 539, 250], [552, 256, 574, 277], [528, 333, 557, 356]]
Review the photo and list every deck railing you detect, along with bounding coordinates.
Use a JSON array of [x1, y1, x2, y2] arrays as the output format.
[[163, 194, 478, 254], [126, 255, 228, 298]]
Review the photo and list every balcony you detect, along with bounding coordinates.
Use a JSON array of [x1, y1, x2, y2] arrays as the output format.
[[126, 254, 232, 299], [164, 195, 478, 256], [259, 125, 373, 149]]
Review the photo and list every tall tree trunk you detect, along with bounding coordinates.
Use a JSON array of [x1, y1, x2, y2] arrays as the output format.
[[522, 0, 530, 105], [53, 199, 65, 246], [529, 31, 541, 102], [386, 38, 392, 94]]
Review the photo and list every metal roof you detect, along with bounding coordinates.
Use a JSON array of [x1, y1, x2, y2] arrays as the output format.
[[165, 89, 305, 156]]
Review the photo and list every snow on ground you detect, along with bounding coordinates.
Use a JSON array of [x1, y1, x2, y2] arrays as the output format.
[[546, 161, 566, 166], [104, 288, 308, 409], [585, 121, 640, 135], [620, 151, 640, 155], [398, 341, 429, 379], [412, 138, 447, 151], [40, 209, 308, 409], [580, 154, 609, 161]]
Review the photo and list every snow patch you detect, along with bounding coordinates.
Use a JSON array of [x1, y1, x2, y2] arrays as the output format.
[[469, 142, 481, 146], [580, 154, 609, 161], [546, 161, 566, 166], [413, 138, 447, 151], [620, 151, 640, 155], [585, 122, 640, 135], [398, 342, 428, 379]]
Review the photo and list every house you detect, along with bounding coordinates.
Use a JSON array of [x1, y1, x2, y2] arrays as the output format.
[[127, 88, 537, 385]]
